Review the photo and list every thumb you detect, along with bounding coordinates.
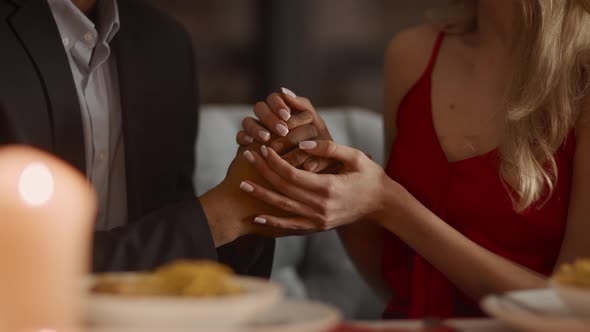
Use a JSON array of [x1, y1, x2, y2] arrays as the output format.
[[299, 140, 365, 168]]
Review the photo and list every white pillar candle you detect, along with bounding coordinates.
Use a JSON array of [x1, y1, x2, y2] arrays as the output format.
[[0, 146, 96, 331]]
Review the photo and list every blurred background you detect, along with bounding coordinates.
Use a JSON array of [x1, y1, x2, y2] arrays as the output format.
[[149, 0, 438, 320], [149, 0, 436, 113]]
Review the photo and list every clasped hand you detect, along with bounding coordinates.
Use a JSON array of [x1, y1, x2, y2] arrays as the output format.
[[236, 90, 393, 234]]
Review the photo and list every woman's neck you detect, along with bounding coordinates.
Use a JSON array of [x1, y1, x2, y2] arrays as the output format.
[[474, 0, 518, 47]]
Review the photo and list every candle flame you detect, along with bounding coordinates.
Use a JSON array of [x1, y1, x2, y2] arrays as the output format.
[[18, 163, 55, 207]]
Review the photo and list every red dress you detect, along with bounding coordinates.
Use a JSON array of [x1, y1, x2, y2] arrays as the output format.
[[382, 33, 576, 318]]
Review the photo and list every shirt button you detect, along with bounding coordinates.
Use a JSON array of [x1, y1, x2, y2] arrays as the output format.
[[97, 152, 105, 161], [84, 32, 95, 43], [62, 37, 70, 47]]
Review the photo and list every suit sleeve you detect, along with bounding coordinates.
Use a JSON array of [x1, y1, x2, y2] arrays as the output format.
[[91, 30, 275, 277], [92, 199, 217, 272]]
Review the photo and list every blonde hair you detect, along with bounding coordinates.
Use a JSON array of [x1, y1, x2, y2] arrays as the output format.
[[429, 0, 590, 212]]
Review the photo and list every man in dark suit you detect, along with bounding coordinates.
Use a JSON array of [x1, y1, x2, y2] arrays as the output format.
[[0, 0, 276, 276]]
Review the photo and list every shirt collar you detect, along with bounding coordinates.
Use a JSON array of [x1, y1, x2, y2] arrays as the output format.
[[98, 0, 120, 45], [48, 0, 120, 51]]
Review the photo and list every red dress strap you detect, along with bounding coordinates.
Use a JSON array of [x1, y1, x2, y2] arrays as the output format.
[[424, 32, 445, 76]]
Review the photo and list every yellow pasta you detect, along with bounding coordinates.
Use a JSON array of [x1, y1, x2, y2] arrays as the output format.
[[92, 260, 241, 297], [554, 259, 590, 288]]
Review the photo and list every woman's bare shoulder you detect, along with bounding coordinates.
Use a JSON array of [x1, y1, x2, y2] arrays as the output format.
[[383, 24, 441, 155], [385, 24, 441, 90]]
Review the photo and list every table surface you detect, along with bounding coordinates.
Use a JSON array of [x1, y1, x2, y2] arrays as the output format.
[[350, 319, 513, 332]]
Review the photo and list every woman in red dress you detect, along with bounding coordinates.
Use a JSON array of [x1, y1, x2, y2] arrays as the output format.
[[236, 0, 590, 318]]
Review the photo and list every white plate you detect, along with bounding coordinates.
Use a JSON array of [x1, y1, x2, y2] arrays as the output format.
[[481, 289, 590, 332], [87, 300, 341, 332], [245, 300, 341, 332], [553, 281, 590, 318], [86, 274, 283, 329]]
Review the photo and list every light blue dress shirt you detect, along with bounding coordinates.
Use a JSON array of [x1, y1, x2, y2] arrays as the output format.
[[48, 0, 127, 230]]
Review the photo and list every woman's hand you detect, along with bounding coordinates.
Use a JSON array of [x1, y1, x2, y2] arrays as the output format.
[[205, 139, 319, 245], [236, 89, 334, 172], [239, 140, 398, 232]]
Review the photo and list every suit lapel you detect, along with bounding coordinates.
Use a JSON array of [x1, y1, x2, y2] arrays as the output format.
[[0, 2, 51, 150], [8, 0, 86, 173]]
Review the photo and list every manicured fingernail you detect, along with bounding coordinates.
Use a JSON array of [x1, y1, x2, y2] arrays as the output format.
[[305, 160, 319, 172], [276, 124, 289, 137], [261, 145, 269, 158], [259, 131, 271, 141], [254, 217, 268, 225], [243, 150, 255, 163], [281, 87, 297, 98], [278, 108, 291, 121], [300, 141, 317, 150], [240, 182, 254, 193], [244, 135, 254, 144]]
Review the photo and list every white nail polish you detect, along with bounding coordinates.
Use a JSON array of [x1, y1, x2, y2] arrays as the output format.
[[245, 135, 254, 144], [243, 151, 255, 163], [276, 124, 289, 137], [254, 217, 268, 225], [240, 182, 254, 193], [261, 145, 269, 158], [278, 108, 291, 121], [259, 131, 271, 141], [281, 87, 297, 98], [300, 141, 318, 150]]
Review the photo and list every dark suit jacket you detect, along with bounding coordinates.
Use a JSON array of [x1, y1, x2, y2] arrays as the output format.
[[0, 0, 274, 276]]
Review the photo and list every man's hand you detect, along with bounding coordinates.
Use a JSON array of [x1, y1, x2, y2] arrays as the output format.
[[200, 141, 310, 247], [236, 88, 334, 173]]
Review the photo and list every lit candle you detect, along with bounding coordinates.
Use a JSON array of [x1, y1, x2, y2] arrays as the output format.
[[0, 146, 96, 331]]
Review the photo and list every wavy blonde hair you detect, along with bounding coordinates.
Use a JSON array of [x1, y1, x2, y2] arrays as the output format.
[[428, 0, 590, 212]]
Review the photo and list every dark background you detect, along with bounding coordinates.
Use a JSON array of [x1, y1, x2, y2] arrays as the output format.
[[149, 0, 435, 112]]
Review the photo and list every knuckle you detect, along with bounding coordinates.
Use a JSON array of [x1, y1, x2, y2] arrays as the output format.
[[316, 201, 329, 218], [326, 143, 338, 157], [241, 117, 253, 129], [286, 132, 300, 145], [259, 188, 273, 200], [315, 214, 331, 231], [352, 151, 365, 165], [294, 223, 308, 232], [236, 131, 245, 143], [288, 111, 314, 128], [279, 200, 295, 212], [299, 110, 315, 122], [268, 93, 281, 103], [254, 104, 269, 118], [290, 152, 307, 166], [323, 182, 336, 197], [304, 124, 319, 138], [285, 167, 299, 182]]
